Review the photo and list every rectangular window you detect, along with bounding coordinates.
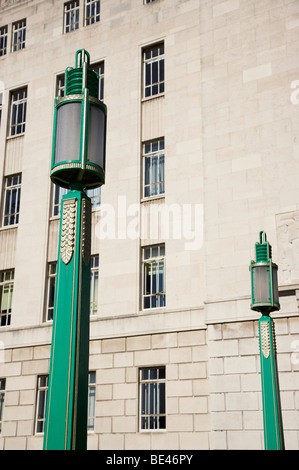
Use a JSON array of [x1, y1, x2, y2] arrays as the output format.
[[12, 19, 26, 52], [56, 74, 65, 98], [3, 174, 22, 226], [0, 25, 8, 56], [85, 0, 100, 26], [45, 255, 98, 318], [57, 64, 104, 101], [143, 138, 165, 198], [64, 1, 80, 33], [90, 255, 99, 316], [91, 62, 104, 101], [53, 184, 101, 217], [145, 0, 156, 3], [139, 367, 166, 431], [87, 371, 96, 431], [142, 244, 165, 310], [52, 185, 68, 217], [143, 43, 164, 98], [9, 88, 27, 136], [46, 262, 57, 322], [0, 269, 14, 327], [35, 374, 94, 434], [87, 186, 101, 209], [0, 379, 5, 434], [35, 376, 48, 434]]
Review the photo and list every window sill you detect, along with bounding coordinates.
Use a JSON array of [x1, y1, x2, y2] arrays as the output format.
[[141, 194, 165, 204], [63, 28, 80, 36], [84, 20, 101, 29], [141, 93, 165, 103], [0, 224, 18, 232], [141, 306, 167, 315], [139, 428, 167, 433], [6, 133, 25, 141]]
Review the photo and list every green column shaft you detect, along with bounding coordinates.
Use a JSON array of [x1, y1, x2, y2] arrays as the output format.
[[43, 189, 91, 450], [259, 315, 285, 450]]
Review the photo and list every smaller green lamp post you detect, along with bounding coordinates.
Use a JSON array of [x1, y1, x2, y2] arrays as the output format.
[[250, 231, 284, 450]]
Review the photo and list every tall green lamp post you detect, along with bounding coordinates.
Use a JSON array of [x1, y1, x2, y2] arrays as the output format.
[[43, 49, 107, 450], [250, 231, 284, 450]]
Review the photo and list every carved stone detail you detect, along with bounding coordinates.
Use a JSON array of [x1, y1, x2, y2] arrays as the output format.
[[61, 198, 77, 265], [81, 198, 91, 266], [276, 211, 299, 284], [260, 322, 271, 359]]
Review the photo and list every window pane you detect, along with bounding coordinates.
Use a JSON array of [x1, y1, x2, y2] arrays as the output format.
[[160, 59, 164, 82], [143, 139, 165, 198], [159, 382, 165, 413], [10, 89, 27, 136], [3, 174, 22, 226], [87, 387, 95, 430], [144, 157, 151, 185], [143, 43, 164, 98], [140, 367, 166, 431], [142, 245, 165, 310], [37, 390, 46, 420], [35, 376, 48, 434]]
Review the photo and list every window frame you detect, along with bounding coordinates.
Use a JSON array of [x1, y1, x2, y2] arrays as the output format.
[[87, 371, 96, 432], [3, 174, 22, 227], [0, 269, 14, 327], [90, 255, 99, 316], [90, 62, 105, 101], [45, 254, 99, 320], [142, 244, 166, 310], [52, 184, 101, 218], [11, 19, 26, 52], [143, 138, 165, 199], [84, 0, 101, 26], [139, 366, 166, 431], [45, 262, 57, 322], [9, 88, 27, 137], [64, 0, 80, 34], [0, 25, 8, 56], [35, 375, 48, 435], [143, 42, 165, 99], [56, 74, 65, 98]]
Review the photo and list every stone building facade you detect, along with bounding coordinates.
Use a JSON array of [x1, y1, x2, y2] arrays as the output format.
[[0, 0, 298, 450]]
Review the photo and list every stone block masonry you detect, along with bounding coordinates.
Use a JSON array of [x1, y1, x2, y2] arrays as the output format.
[[0, 329, 210, 450], [208, 317, 299, 450]]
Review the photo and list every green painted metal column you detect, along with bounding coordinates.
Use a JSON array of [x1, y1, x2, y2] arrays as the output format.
[[259, 314, 284, 450], [250, 231, 284, 450], [43, 49, 107, 450], [44, 188, 91, 450]]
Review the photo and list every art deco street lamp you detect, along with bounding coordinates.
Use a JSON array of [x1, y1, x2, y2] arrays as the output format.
[[43, 49, 107, 450], [250, 231, 284, 450]]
